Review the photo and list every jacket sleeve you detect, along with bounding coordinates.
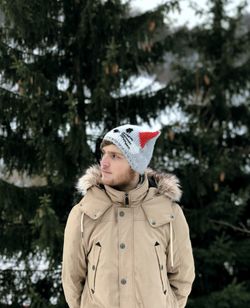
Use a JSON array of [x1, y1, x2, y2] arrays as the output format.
[[167, 204, 195, 308], [62, 205, 87, 308]]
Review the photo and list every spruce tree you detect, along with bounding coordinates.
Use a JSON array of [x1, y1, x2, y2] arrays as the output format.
[[156, 0, 250, 306], [1, 0, 249, 306], [0, 0, 179, 306]]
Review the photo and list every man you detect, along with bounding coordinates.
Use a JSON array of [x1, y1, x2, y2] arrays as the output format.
[[62, 124, 195, 308]]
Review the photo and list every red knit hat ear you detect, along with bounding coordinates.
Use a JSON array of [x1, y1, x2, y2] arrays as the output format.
[[139, 131, 160, 148]]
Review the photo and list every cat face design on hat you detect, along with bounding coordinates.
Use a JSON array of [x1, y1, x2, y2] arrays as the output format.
[[103, 124, 161, 174], [112, 126, 141, 154]]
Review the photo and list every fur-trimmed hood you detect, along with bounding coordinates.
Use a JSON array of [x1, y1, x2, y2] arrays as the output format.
[[76, 164, 182, 202]]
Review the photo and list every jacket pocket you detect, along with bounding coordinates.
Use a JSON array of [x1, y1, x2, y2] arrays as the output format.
[[88, 242, 102, 294], [165, 276, 179, 307], [154, 242, 167, 295]]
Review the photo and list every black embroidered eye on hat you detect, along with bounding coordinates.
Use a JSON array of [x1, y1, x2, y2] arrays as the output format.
[[102, 124, 161, 174]]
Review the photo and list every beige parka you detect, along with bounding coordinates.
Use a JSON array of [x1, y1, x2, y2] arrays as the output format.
[[62, 165, 195, 308]]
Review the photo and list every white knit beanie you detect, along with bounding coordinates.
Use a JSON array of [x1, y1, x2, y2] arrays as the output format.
[[103, 124, 161, 174]]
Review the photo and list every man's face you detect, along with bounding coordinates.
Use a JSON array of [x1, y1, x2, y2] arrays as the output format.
[[100, 144, 137, 189]]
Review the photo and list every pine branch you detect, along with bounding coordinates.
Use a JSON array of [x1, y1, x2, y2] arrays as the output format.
[[0, 86, 21, 99], [1, 39, 66, 59], [210, 219, 250, 235], [0, 268, 60, 273]]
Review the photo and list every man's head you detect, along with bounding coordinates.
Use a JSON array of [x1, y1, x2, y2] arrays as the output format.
[[100, 124, 160, 190]]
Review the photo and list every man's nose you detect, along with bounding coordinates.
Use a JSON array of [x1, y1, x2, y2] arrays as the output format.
[[100, 155, 110, 167]]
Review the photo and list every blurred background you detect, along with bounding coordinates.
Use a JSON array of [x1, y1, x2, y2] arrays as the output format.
[[0, 0, 250, 307]]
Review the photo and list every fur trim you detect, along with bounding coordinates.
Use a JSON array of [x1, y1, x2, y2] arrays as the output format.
[[76, 164, 182, 201], [76, 165, 102, 195], [146, 169, 182, 202]]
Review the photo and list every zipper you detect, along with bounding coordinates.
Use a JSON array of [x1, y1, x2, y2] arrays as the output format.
[[125, 193, 129, 207]]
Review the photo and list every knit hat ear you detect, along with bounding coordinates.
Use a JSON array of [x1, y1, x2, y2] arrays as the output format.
[[139, 131, 160, 148], [103, 124, 161, 174]]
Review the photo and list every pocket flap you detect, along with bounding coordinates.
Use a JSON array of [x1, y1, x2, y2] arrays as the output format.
[[143, 209, 175, 228], [142, 198, 175, 228]]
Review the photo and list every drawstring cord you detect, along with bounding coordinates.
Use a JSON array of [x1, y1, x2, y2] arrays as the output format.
[[170, 220, 174, 268], [81, 212, 84, 237]]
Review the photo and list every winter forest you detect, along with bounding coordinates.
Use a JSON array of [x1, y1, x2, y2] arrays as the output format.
[[0, 0, 250, 307]]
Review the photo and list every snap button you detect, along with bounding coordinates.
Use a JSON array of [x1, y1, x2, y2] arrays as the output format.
[[151, 220, 156, 225], [120, 243, 126, 249], [121, 278, 127, 285], [119, 211, 125, 217], [92, 265, 95, 271], [160, 265, 163, 270]]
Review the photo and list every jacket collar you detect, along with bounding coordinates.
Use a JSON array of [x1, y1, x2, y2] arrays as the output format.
[[104, 176, 149, 207], [77, 165, 182, 221], [76, 164, 182, 202]]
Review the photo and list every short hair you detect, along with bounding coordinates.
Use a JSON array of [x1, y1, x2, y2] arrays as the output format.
[[100, 139, 114, 150]]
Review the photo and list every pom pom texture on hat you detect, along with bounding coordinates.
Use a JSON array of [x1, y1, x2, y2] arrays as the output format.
[[103, 124, 161, 174]]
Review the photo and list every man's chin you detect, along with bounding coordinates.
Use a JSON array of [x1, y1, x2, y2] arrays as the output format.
[[101, 175, 113, 185]]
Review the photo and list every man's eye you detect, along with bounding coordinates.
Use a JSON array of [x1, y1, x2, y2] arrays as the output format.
[[111, 154, 117, 159]]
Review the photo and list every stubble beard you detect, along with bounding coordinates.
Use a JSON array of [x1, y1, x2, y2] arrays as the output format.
[[112, 168, 139, 191], [102, 168, 139, 191]]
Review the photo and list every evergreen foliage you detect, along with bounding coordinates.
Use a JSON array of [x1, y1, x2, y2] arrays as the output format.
[[0, 0, 249, 306], [0, 0, 179, 306], [158, 0, 250, 306]]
